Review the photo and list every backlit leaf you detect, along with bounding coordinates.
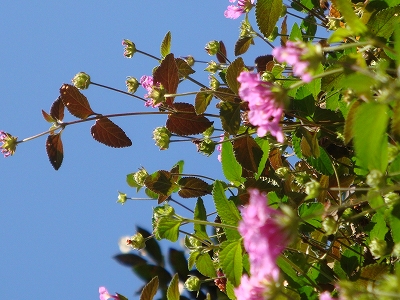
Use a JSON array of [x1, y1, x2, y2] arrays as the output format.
[[59, 84, 95, 119], [153, 53, 179, 105], [220, 101, 241, 135], [42, 110, 54, 123], [256, 0, 283, 38], [160, 31, 171, 58], [46, 133, 63, 170], [214, 87, 237, 102], [344, 99, 363, 144], [175, 58, 195, 79], [216, 40, 227, 63], [221, 138, 244, 185], [306, 147, 334, 175], [140, 276, 159, 300], [234, 36, 254, 56], [90, 117, 132, 148], [167, 274, 180, 300], [144, 170, 178, 198], [155, 218, 182, 242], [255, 137, 270, 179], [226, 57, 245, 95], [367, 5, 400, 39], [178, 177, 211, 198], [220, 240, 243, 287], [254, 55, 274, 73], [233, 135, 263, 173], [166, 102, 213, 135], [196, 252, 216, 278], [50, 96, 65, 121], [332, 0, 368, 34], [194, 198, 210, 241], [194, 89, 213, 115], [281, 16, 288, 45]]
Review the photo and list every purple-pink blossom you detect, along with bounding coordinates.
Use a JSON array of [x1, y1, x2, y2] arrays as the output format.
[[99, 287, 119, 300], [140, 75, 161, 108], [272, 41, 312, 82], [237, 72, 284, 143], [0, 131, 18, 158], [235, 189, 293, 300], [224, 0, 254, 19], [319, 291, 334, 300]]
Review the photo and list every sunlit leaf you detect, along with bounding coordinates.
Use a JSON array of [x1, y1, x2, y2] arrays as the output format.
[[391, 98, 400, 141], [194, 198, 210, 241], [216, 40, 227, 63], [255, 137, 270, 179], [153, 53, 179, 105], [344, 100, 363, 144], [234, 36, 254, 56], [196, 252, 216, 278], [256, 0, 283, 38], [59, 84, 95, 119], [140, 276, 159, 300], [50, 96, 65, 121], [178, 177, 211, 198], [91, 117, 132, 148], [289, 22, 302, 41], [194, 89, 213, 115], [226, 57, 245, 95], [155, 218, 182, 242], [46, 133, 63, 170], [221, 138, 244, 185], [167, 274, 180, 300], [42, 110, 54, 123], [220, 101, 241, 135], [166, 102, 213, 135], [233, 135, 263, 173], [175, 58, 195, 79], [220, 240, 242, 287], [367, 5, 400, 39], [281, 16, 288, 45], [160, 31, 171, 58]]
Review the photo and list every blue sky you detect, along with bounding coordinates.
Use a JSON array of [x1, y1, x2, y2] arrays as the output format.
[[0, 1, 258, 299]]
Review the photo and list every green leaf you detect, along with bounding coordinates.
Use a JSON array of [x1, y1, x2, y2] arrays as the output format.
[[367, 5, 400, 39], [255, 137, 270, 179], [389, 154, 400, 181], [256, 0, 283, 38], [300, 15, 317, 41], [196, 252, 216, 278], [353, 102, 389, 172], [333, 0, 368, 34], [388, 203, 400, 243], [304, 63, 323, 99], [226, 57, 245, 95], [140, 276, 159, 300], [194, 198, 211, 241], [194, 89, 213, 115], [175, 57, 195, 79], [289, 23, 302, 41], [367, 190, 386, 215], [220, 101, 241, 135], [368, 211, 388, 242], [306, 147, 334, 175], [160, 31, 171, 58], [233, 135, 263, 173], [293, 86, 315, 117], [394, 24, 400, 67], [220, 240, 243, 287], [167, 274, 180, 300], [155, 218, 182, 242], [391, 97, 400, 141], [328, 27, 355, 43], [144, 170, 178, 198], [277, 256, 307, 288], [340, 245, 364, 277], [212, 181, 241, 241], [221, 138, 244, 185], [344, 100, 363, 144], [298, 202, 324, 229]]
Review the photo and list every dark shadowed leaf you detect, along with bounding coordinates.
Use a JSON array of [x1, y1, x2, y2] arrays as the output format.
[[226, 57, 245, 95], [234, 36, 254, 56], [90, 117, 132, 148], [169, 249, 190, 281], [178, 177, 211, 198], [194, 89, 213, 114], [254, 55, 274, 73], [160, 31, 171, 58], [46, 133, 63, 170], [59, 84, 95, 119], [153, 53, 179, 106], [233, 135, 263, 173], [220, 101, 241, 135], [175, 58, 195, 79], [50, 96, 65, 121], [215, 87, 237, 102], [216, 40, 227, 63], [256, 0, 283, 38], [114, 253, 147, 268], [139, 276, 159, 300], [166, 102, 213, 135]]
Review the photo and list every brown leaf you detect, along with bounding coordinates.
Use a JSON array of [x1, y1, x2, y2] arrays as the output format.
[[216, 40, 227, 63], [175, 58, 195, 79], [140, 276, 159, 300], [178, 177, 211, 198], [233, 135, 263, 173], [153, 53, 179, 106], [46, 133, 63, 170], [50, 96, 65, 121], [269, 148, 283, 170], [91, 117, 132, 148], [42, 110, 54, 123], [280, 16, 288, 46], [255, 55, 274, 73], [59, 84, 95, 119], [166, 103, 213, 135]]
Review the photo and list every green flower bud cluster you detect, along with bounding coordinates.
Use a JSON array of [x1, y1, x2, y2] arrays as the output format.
[[72, 72, 91, 89], [122, 39, 136, 58], [152, 127, 171, 150], [205, 40, 220, 56], [125, 76, 139, 94]]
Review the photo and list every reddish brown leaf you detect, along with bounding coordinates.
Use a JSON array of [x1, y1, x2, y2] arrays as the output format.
[[166, 103, 213, 136], [91, 117, 132, 148], [50, 96, 65, 121], [269, 148, 283, 170], [153, 53, 179, 106], [46, 133, 63, 170], [139, 276, 159, 300], [255, 55, 273, 74], [59, 84, 95, 119], [233, 135, 263, 173], [42, 110, 55, 123], [178, 177, 211, 198], [280, 16, 288, 46], [216, 40, 227, 63]]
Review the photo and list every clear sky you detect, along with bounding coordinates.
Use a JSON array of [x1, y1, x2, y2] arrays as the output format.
[[0, 1, 257, 299]]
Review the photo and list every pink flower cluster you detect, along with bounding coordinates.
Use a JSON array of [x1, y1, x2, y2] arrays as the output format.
[[140, 75, 160, 108], [0, 131, 17, 158], [99, 287, 119, 300], [237, 72, 284, 143], [272, 41, 312, 82], [235, 189, 291, 300], [224, 0, 254, 19]]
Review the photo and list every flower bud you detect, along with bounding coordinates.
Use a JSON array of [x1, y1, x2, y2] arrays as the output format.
[[366, 169, 384, 188], [322, 216, 338, 235], [261, 71, 275, 82], [184, 55, 195, 67], [196, 139, 215, 156], [126, 76, 139, 94], [116, 191, 128, 205], [209, 75, 220, 90], [72, 72, 91, 89], [122, 39, 136, 58], [0, 131, 18, 157], [369, 238, 387, 259], [133, 168, 148, 187], [392, 242, 400, 257], [205, 40, 220, 56], [304, 180, 321, 200], [152, 127, 171, 150], [205, 61, 221, 74], [184, 276, 201, 292], [275, 167, 290, 179], [384, 192, 400, 206], [127, 232, 146, 250], [202, 126, 214, 138], [149, 85, 166, 106]]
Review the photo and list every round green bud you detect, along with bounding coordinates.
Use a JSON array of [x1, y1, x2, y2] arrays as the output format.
[[392, 242, 400, 257], [366, 169, 384, 188], [185, 55, 195, 67], [133, 168, 149, 187], [369, 238, 387, 259], [384, 192, 400, 206], [184, 276, 201, 292], [149, 85, 166, 106], [322, 216, 338, 235], [152, 127, 171, 150], [127, 232, 146, 250], [275, 167, 290, 179], [205, 40, 220, 56], [304, 180, 321, 200], [205, 61, 221, 74], [126, 76, 139, 94], [261, 71, 275, 82], [72, 72, 91, 89], [117, 191, 128, 205]]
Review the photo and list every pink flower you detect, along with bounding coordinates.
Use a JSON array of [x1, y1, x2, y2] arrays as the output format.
[[0, 131, 18, 158], [140, 75, 161, 108], [319, 291, 334, 300], [235, 189, 293, 300], [99, 287, 119, 300], [217, 134, 224, 162], [237, 72, 284, 143], [272, 41, 312, 82], [224, 0, 254, 19]]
